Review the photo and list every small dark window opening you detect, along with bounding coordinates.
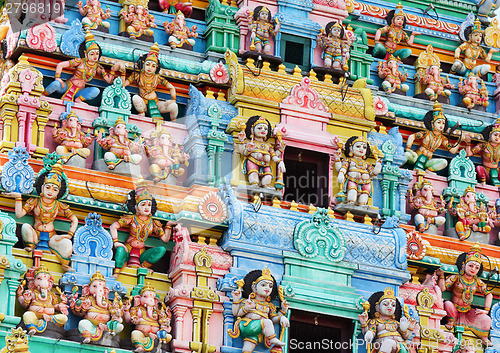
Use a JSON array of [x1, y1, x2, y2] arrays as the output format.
[[289, 310, 354, 353], [285, 41, 304, 66], [284, 147, 330, 208]]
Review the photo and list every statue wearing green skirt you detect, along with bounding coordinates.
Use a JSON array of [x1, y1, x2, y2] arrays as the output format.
[[373, 3, 420, 60], [111, 180, 173, 277], [228, 268, 289, 353]]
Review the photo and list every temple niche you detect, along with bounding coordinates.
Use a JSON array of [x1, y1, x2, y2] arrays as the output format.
[[1, 0, 500, 353]]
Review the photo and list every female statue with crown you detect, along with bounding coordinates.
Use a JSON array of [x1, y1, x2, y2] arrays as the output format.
[[44, 31, 121, 103], [121, 43, 178, 122], [3, 160, 77, 272], [163, 10, 198, 49], [236, 116, 285, 190], [316, 21, 350, 70], [96, 116, 143, 170], [435, 244, 493, 346], [373, 3, 420, 60], [465, 119, 500, 185], [405, 102, 462, 172], [451, 18, 498, 77], [52, 111, 94, 164], [110, 181, 172, 277], [448, 186, 492, 241], [358, 288, 413, 353], [248, 6, 280, 55], [228, 268, 289, 353], [333, 135, 382, 206]]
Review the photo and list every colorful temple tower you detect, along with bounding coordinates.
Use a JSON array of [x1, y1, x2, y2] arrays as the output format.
[[0, 0, 500, 352]]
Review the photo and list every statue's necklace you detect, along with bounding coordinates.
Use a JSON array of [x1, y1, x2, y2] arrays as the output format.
[[40, 198, 57, 214], [459, 275, 476, 305]]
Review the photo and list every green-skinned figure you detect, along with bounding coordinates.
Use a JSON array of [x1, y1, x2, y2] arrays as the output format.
[[111, 180, 172, 277]]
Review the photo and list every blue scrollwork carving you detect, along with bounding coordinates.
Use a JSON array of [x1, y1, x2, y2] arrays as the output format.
[[72, 213, 113, 260], [491, 302, 500, 331], [1, 146, 35, 194], [60, 19, 85, 57], [294, 208, 346, 262]]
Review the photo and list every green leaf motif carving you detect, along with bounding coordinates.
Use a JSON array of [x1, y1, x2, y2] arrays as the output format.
[[293, 208, 346, 262]]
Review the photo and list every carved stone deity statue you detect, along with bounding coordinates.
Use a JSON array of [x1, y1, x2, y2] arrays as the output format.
[[358, 287, 414, 353], [123, 284, 172, 352], [77, 0, 111, 30], [228, 268, 289, 353], [96, 116, 143, 170], [458, 73, 489, 110], [248, 6, 280, 54], [52, 111, 93, 164], [3, 160, 78, 271], [333, 136, 382, 206], [163, 10, 198, 49], [404, 102, 462, 172], [69, 271, 124, 344], [377, 55, 409, 94], [435, 244, 493, 346], [16, 266, 68, 336], [316, 21, 351, 71]]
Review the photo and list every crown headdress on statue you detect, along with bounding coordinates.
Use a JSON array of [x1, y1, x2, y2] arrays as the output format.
[[84, 29, 99, 53], [44, 160, 64, 188], [465, 243, 482, 264], [431, 102, 446, 123], [252, 116, 268, 129], [34, 266, 51, 278], [471, 18, 483, 35], [463, 185, 476, 196], [114, 116, 127, 127], [151, 126, 172, 140], [135, 178, 153, 204], [140, 282, 156, 295], [352, 136, 368, 145], [376, 287, 397, 305], [491, 118, 500, 134], [89, 271, 106, 284], [253, 267, 274, 284], [394, 2, 405, 17], [257, 6, 270, 15], [146, 43, 160, 64]]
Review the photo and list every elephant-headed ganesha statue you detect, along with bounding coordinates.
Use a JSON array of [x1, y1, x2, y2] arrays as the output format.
[[69, 271, 123, 344], [16, 266, 69, 337], [123, 284, 172, 353]]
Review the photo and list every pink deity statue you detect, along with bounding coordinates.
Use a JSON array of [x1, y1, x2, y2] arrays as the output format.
[[435, 244, 493, 347], [96, 116, 143, 169], [417, 64, 454, 101], [235, 116, 286, 190], [465, 119, 500, 186], [146, 127, 189, 182], [316, 21, 351, 70], [359, 288, 414, 353], [333, 136, 382, 206], [16, 266, 69, 336], [377, 55, 409, 94], [77, 0, 111, 30], [44, 31, 121, 102], [123, 284, 172, 353], [248, 6, 280, 54], [229, 268, 289, 353], [163, 10, 198, 49], [52, 111, 93, 163], [69, 271, 124, 343], [3, 161, 78, 272], [448, 186, 492, 241], [121, 4, 157, 39], [408, 172, 446, 233], [458, 73, 489, 110]]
